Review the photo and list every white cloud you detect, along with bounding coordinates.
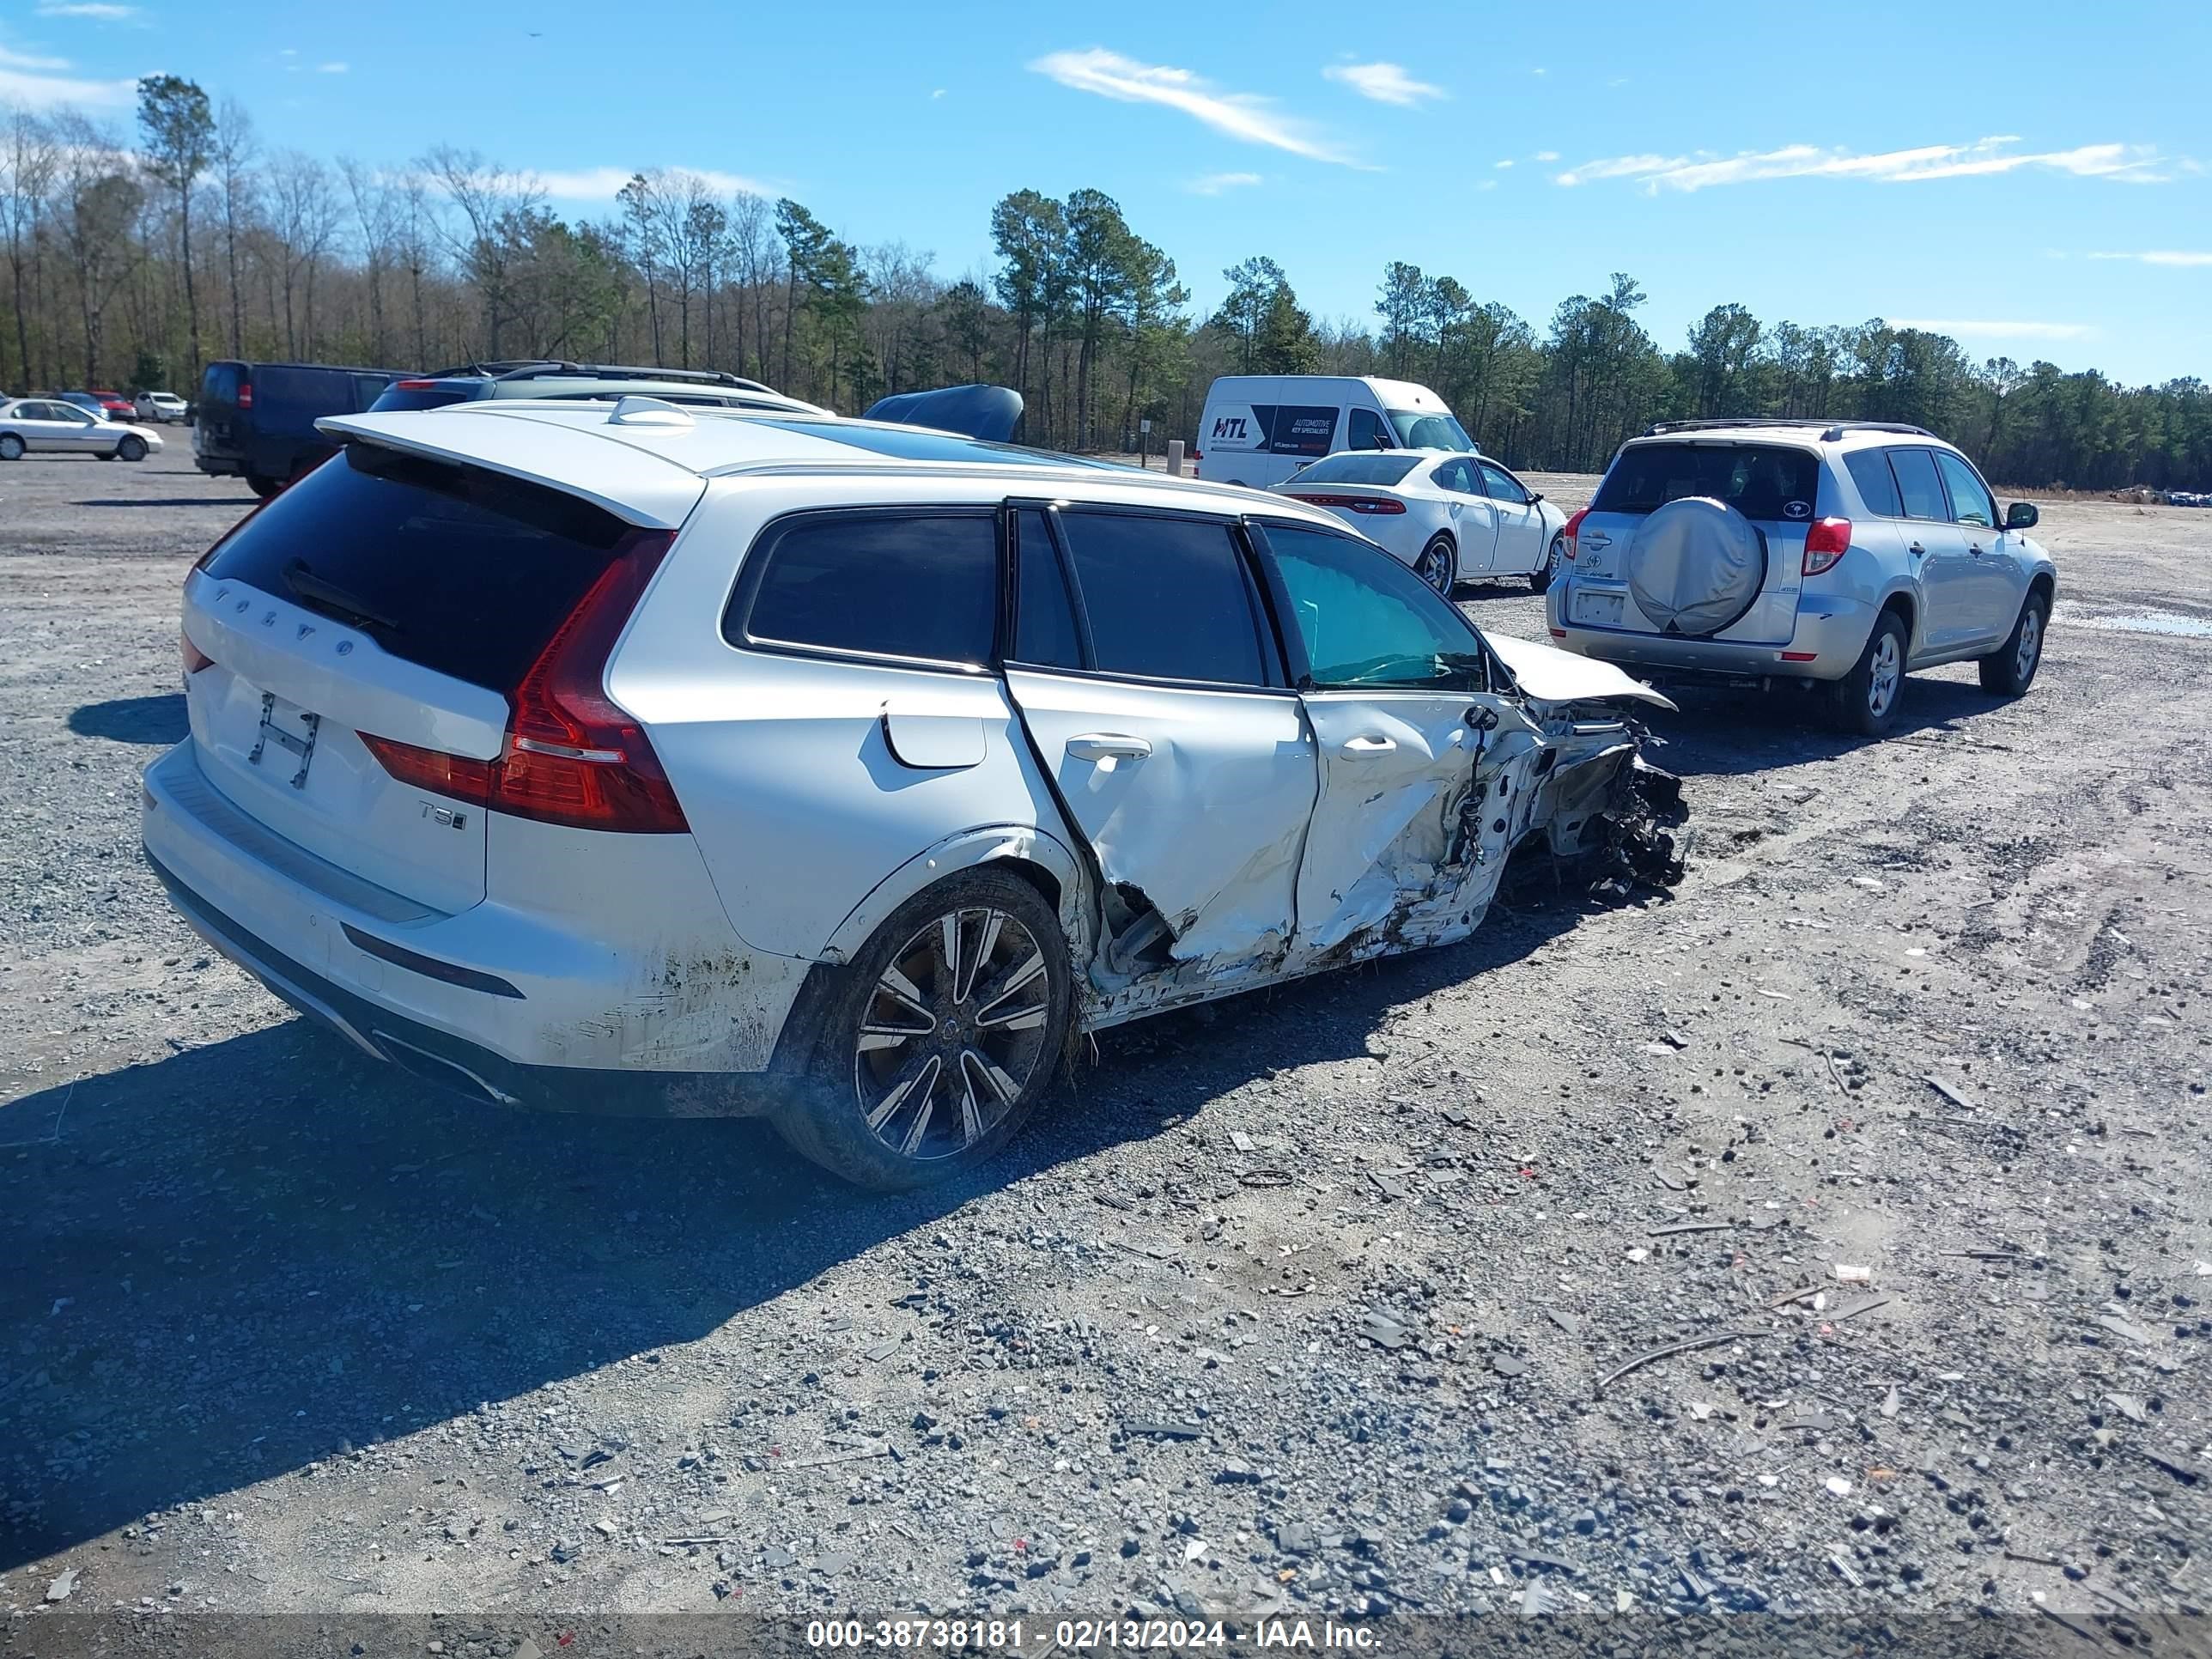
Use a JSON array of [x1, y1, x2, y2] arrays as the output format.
[[1322, 61, 1444, 106], [1554, 136, 2175, 191], [34, 3, 144, 18], [533, 164, 772, 200], [2088, 249, 2212, 267], [1532, 150, 1559, 162], [1031, 47, 1364, 167], [1188, 170, 1261, 195], [1493, 159, 1514, 169], [930, 88, 945, 99], [1892, 319, 2096, 342], [315, 60, 348, 74], [0, 43, 134, 107]]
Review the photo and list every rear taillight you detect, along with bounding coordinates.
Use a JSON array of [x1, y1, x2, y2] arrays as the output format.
[[1560, 507, 1589, 559], [181, 629, 212, 675], [1289, 493, 1407, 515], [393, 379, 438, 390], [361, 530, 689, 835], [236, 382, 253, 410], [1803, 517, 1851, 576]]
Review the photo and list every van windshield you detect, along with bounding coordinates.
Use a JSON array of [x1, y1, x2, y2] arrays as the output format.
[[1389, 410, 1472, 451]]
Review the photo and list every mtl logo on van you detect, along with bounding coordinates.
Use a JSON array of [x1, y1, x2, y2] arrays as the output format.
[[1211, 415, 1249, 441]]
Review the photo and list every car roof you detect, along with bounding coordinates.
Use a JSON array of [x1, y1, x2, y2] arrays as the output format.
[[320, 400, 1353, 533], [1629, 419, 1952, 453]]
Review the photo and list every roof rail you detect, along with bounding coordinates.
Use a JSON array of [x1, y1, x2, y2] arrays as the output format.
[[1642, 416, 1936, 441], [483, 361, 771, 392]]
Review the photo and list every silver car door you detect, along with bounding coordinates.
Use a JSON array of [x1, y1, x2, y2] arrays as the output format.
[[1932, 449, 2021, 644], [1253, 520, 1542, 957], [54, 404, 111, 453], [1887, 447, 1976, 653], [15, 402, 70, 451], [1000, 505, 1315, 975]]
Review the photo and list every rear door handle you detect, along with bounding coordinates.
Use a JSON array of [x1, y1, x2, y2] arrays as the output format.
[[1066, 733, 1152, 763], [1339, 734, 1397, 757]]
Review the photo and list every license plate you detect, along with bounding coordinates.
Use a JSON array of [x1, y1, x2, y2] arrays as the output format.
[[248, 690, 322, 789], [1572, 590, 1626, 628]]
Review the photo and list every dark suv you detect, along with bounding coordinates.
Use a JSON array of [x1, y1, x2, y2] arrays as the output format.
[[193, 362, 415, 496]]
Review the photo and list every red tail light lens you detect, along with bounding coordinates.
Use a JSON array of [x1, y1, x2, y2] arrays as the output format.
[[360, 530, 689, 834], [394, 379, 439, 390], [236, 382, 253, 410], [1802, 517, 1852, 576], [181, 629, 213, 675], [1289, 493, 1407, 515], [1560, 507, 1589, 558]]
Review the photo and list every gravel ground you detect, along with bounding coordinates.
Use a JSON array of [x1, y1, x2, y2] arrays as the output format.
[[3, 450, 2209, 1642]]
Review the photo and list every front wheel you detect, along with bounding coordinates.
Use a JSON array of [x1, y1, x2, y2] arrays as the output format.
[[1531, 532, 1565, 594], [1978, 592, 2048, 696], [1414, 535, 1457, 597], [117, 434, 147, 462], [772, 868, 1073, 1190], [0, 434, 22, 461], [1826, 611, 1910, 738]]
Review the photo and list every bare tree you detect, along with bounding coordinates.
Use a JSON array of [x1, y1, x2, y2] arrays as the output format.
[[728, 189, 775, 380], [49, 113, 143, 386], [136, 76, 215, 377], [1, 107, 60, 390], [267, 152, 338, 357], [421, 147, 544, 359], [210, 99, 257, 356], [338, 156, 398, 362]]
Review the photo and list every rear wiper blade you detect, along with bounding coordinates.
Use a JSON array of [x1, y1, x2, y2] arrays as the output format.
[[282, 558, 400, 634]]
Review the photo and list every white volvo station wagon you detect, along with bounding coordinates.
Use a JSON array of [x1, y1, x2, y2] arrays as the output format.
[[143, 398, 1680, 1188]]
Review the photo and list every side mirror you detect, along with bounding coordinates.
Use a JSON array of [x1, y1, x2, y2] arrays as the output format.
[[2005, 501, 2039, 530], [1528, 492, 1544, 505]]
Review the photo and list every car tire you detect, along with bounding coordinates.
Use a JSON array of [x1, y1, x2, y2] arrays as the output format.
[[771, 868, 1073, 1191], [246, 473, 282, 499], [0, 434, 22, 461], [1978, 591, 2048, 697], [1826, 609, 1910, 738], [1531, 532, 1565, 594], [117, 435, 147, 462], [1415, 534, 1457, 597]]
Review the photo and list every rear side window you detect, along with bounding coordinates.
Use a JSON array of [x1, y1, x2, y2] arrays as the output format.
[[1012, 509, 1082, 670], [1844, 451, 1904, 517], [1594, 442, 1820, 522], [1887, 449, 1948, 520], [201, 443, 635, 693], [1057, 512, 1271, 686], [738, 512, 998, 666]]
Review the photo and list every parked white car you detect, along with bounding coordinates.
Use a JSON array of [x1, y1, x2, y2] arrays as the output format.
[[143, 397, 1680, 1188], [0, 397, 163, 460], [1273, 449, 1571, 596], [1193, 374, 1474, 491], [135, 390, 190, 422]]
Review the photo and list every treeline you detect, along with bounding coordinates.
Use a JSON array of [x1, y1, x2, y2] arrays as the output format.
[[4, 86, 2208, 490]]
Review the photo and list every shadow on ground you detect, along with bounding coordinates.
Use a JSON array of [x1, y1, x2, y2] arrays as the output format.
[[0, 888, 1589, 1568], [1638, 675, 2008, 779], [69, 694, 188, 746], [68, 497, 246, 509]]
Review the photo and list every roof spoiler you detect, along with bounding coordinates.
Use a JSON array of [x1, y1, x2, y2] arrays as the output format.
[[863, 384, 1024, 443]]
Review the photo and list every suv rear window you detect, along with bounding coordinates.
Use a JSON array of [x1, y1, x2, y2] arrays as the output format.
[[736, 511, 998, 666], [1594, 442, 1820, 521], [200, 442, 635, 693]]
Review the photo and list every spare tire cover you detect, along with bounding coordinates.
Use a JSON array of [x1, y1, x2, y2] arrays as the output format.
[[1624, 496, 1768, 636]]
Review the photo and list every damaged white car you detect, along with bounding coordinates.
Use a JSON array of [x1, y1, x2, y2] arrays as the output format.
[[143, 398, 1683, 1188]]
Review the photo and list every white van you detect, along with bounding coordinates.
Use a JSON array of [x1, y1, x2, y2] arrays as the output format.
[[1191, 374, 1473, 489]]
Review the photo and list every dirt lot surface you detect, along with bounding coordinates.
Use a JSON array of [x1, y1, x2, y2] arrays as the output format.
[[3, 451, 2209, 1643]]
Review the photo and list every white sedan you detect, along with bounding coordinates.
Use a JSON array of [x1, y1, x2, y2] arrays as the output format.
[[1272, 449, 1570, 596], [0, 398, 164, 461]]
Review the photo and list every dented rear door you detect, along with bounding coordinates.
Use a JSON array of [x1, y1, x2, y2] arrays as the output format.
[[1000, 506, 1314, 967]]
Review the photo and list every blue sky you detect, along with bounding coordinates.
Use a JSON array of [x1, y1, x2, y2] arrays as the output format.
[[5, 0, 2208, 384]]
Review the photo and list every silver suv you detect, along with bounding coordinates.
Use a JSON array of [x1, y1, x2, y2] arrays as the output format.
[[1547, 420, 2057, 735]]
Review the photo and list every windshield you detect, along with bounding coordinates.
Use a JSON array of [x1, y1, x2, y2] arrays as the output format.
[[1288, 453, 1419, 487], [1388, 410, 1472, 451]]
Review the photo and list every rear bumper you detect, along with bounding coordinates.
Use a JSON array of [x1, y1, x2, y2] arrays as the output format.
[[140, 741, 811, 1114], [1545, 583, 1879, 683]]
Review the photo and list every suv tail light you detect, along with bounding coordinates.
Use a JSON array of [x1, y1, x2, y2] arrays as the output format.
[[1289, 492, 1407, 515], [1560, 507, 1589, 558], [1802, 517, 1851, 576], [361, 529, 690, 834]]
